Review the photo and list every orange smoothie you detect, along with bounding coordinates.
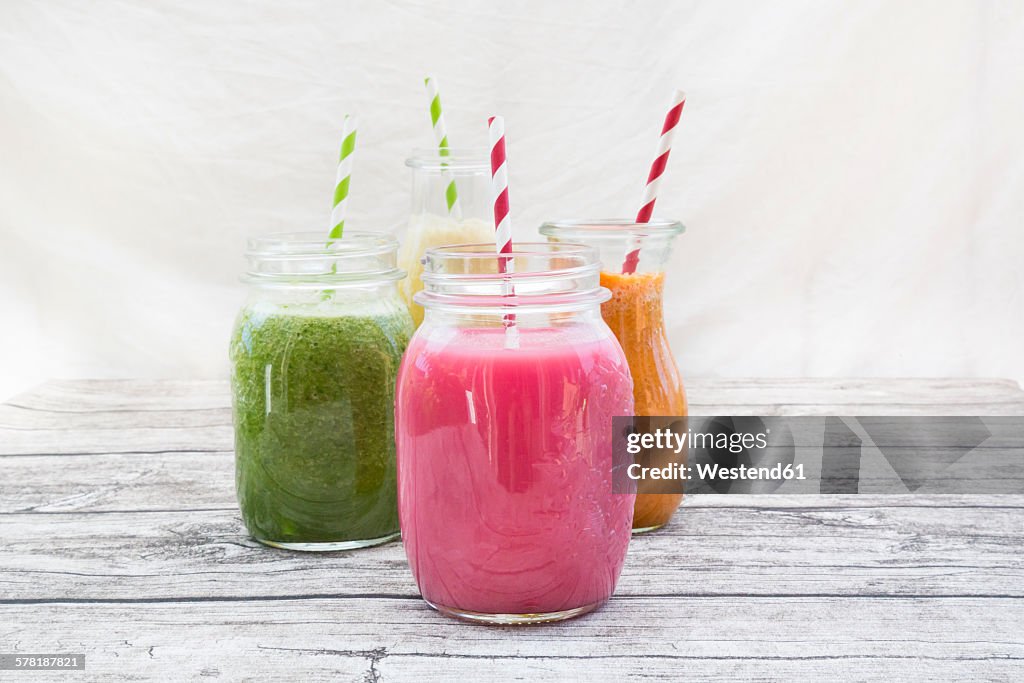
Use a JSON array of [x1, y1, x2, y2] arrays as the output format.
[[600, 270, 687, 531]]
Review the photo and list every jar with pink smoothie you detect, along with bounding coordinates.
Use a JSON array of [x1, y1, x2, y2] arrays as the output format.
[[395, 242, 636, 624]]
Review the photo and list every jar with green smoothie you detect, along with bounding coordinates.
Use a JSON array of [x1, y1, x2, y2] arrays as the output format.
[[230, 231, 412, 551]]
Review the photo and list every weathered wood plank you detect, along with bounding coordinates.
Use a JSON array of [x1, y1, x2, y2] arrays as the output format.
[[0, 404, 232, 431], [6, 377, 1023, 419], [2, 449, 1022, 514], [11, 377, 1023, 410], [2, 505, 1020, 601], [691, 401, 1024, 415], [694, 375, 1024, 415], [380, 655, 1023, 683], [2, 378, 1023, 680], [0, 425, 233, 457], [3, 378, 1021, 457], [689, 376, 1024, 403], [4, 380, 230, 412], [1, 597, 1021, 682], [0, 451, 235, 513]]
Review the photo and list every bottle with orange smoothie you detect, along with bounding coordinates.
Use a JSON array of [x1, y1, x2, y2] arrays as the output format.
[[540, 219, 687, 533]]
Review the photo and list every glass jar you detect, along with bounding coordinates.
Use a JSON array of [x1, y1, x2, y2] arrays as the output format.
[[230, 231, 413, 551], [395, 243, 635, 624], [540, 219, 687, 533], [399, 149, 496, 327]]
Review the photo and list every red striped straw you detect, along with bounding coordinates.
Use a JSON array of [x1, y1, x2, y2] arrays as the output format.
[[488, 115, 516, 334], [622, 89, 687, 274], [488, 115, 513, 273]]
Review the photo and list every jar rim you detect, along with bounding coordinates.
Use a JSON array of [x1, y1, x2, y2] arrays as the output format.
[[539, 218, 686, 238], [416, 242, 609, 311], [243, 230, 405, 285], [405, 148, 489, 171], [246, 230, 397, 256], [420, 242, 600, 282]]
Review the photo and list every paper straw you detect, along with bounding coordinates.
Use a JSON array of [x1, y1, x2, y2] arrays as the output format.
[[488, 115, 517, 341], [328, 115, 358, 241], [487, 116, 513, 272], [622, 89, 686, 273], [424, 77, 462, 218]]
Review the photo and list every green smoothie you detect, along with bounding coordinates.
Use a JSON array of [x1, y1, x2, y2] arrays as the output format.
[[230, 298, 412, 547]]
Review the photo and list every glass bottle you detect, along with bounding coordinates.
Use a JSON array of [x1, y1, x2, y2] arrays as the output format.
[[395, 243, 635, 623], [540, 219, 687, 533], [399, 148, 496, 327], [230, 231, 413, 550]]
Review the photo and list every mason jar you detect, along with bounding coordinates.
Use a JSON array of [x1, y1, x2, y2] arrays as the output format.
[[395, 242, 636, 624], [540, 219, 687, 533], [230, 231, 413, 551], [398, 148, 495, 327]]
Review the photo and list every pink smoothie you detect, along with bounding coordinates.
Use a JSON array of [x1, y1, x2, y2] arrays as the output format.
[[395, 324, 635, 616]]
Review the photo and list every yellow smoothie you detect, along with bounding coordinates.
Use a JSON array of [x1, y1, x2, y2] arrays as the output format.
[[398, 214, 494, 326]]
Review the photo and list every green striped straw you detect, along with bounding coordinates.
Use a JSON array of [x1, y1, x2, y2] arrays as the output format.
[[328, 115, 358, 241], [424, 77, 462, 218]]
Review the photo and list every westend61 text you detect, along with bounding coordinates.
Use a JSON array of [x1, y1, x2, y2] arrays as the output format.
[[627, 462, 807, 482]]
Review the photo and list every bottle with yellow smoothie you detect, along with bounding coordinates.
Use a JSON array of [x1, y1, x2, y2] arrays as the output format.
[[540, 219, 687, 533], [400, 149, 495, 327]]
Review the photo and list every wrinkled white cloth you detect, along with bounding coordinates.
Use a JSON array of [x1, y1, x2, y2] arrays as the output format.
[[1, 0, 1022, 399]]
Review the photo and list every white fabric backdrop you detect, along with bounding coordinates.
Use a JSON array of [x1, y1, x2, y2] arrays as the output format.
[[1, 0, 1022, 399]]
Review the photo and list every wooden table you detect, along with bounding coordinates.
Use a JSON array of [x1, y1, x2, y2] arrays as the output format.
[[2, 379, 1024, 681]]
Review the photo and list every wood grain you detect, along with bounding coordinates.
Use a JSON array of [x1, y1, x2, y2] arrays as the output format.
[[1, 378, 1023, 681], [2, 597, 1022, 681], [2, 504, 1022, 600], [4, 377, 1022, 456]]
